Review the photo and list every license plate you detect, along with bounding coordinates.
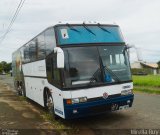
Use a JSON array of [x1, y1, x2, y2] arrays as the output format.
[[119, 105, 129, 110]]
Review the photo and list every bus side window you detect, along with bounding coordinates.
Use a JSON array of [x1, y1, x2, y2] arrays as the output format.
[[52, 55, 61, 84], [46, 54, 61, 87], [37, 33, 46, 60], [24, 44, 30, 63], [20, 47, 24, 63], [46, 57, 52, 83], [45, 28, 56, 56], [29, 39, 36, 62]]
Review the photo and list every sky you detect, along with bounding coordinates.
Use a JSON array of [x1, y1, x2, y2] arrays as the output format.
[[0, 0, 160, 62]]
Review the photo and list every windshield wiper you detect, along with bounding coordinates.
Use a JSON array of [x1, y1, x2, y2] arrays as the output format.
[[99, 56, 121, 82], [66, 23, 80, 33], [88, 57, 121, 86], [97, 23, 111, 34], [103, 65, 121, 82], [89, 68, 101, 84], [83, 23, 96, 36]]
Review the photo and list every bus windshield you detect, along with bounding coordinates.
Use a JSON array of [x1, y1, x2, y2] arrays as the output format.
[[62, 45, 132, 88]]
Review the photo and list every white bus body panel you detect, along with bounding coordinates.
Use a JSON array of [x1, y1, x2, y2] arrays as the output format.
[[24, 77, 44, 106], [23, 60, 47, 77], [22, 60, 66, 118], [70, 82, 133, 99]]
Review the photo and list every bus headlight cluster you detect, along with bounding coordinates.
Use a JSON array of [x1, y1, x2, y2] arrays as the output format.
[[72, 97, 87, 104], [121, 89, 132, 95], [66, 97, 87, 104]]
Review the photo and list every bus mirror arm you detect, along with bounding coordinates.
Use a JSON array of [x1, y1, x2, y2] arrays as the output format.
[[123, 44, 135, 60], [125, 44, 135, 50], [123, 44, 135, 54], [54, 47, 64, 68]]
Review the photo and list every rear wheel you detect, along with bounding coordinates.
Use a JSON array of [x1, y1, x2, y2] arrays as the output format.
[[17, 81, 26, 97]]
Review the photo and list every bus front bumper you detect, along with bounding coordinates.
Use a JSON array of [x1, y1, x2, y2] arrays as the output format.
[[64, 94, 134, 119]]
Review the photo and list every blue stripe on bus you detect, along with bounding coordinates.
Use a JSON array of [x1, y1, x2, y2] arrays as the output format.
[[63, 94, 134, 119]]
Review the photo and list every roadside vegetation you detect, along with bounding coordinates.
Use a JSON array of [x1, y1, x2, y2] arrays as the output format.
[[0, 61, 12, 74], [133, 75, 160, 94], [42, 113, 79, 135]]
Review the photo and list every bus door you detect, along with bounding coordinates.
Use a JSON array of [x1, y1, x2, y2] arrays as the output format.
[[46, 53, 65, 118]]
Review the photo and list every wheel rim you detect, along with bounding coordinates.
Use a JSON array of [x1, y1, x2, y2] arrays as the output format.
[[46, 94, 53, 112]]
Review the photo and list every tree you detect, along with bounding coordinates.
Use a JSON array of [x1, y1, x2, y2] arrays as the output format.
[[157, 61, 160, 68], [0, 66, 3, 73], [0, 61, 12, 73]]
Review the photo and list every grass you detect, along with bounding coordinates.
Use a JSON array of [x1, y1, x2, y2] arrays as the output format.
[[133, 75, 160, 87], [42, 113, 79, 135], [19, 96, 27, 101], [133, 75, 160, 94], [134, 86, 160, 94]]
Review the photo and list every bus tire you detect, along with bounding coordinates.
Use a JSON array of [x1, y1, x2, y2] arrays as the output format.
[[43, 89, 59, 120], [44, 88, 54, 114], [18, 81, 26, 97], [21, 82, 26, 97], [15, 81, 21, 96]]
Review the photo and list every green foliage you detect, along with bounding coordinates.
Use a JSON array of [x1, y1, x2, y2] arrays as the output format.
[[0, 61, 12, 73], [133, 75, 160, 95], [134, 86, 160, 95], [131, 68, 152, 75], [157, 61, 160, 68], [0, 66, 3, 73], [133, 75, 160, 87]]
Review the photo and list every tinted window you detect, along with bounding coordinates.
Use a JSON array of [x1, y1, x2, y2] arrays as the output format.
[[46, 54, 61, 87], [52, 55, 60, 82], [45, 28, 56, 55], [98, 46, 132, 81], [46, 57, 53, 82], [37, 33, 46, 59], [63, 47, 100, 87], [29, 40, 36, 61], [24, 44, 30, 63], [20, 47, 24, 63]]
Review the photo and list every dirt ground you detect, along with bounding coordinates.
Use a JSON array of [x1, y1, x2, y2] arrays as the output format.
[[0, 78, 58, 135], [0, 75, 160, 135]]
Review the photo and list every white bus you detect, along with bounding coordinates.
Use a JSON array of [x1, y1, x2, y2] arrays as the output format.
[[12, 22, 134, 119]]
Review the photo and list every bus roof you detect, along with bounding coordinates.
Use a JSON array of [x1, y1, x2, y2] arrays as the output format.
[[12, 22, 121, 54]]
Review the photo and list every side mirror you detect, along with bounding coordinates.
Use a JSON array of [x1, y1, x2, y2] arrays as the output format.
[[123, 44, 135, 54], [124, 44, 135, 50], [54, 47, 64, 68]]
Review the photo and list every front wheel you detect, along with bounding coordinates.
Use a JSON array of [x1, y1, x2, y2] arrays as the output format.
[[44, 90, 59, 120]]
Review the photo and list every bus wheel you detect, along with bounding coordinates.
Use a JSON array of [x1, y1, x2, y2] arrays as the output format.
[[44, 90, 54, 113], [44, 89, 59, 120], [18, 82, 26, 97], [16, 81, 21, 96], [21, 82, 26, 97]]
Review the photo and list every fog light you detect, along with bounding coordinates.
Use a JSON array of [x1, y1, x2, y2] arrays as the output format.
[[73, 109, 78, 114], [127, 100, 131, 104]]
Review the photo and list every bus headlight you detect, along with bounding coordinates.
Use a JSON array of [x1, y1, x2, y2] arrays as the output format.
[[79, 97, 87, 103], [121, 89, 132, 95], [71, 97, 87, 104], [72, 98, 79, 104]]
